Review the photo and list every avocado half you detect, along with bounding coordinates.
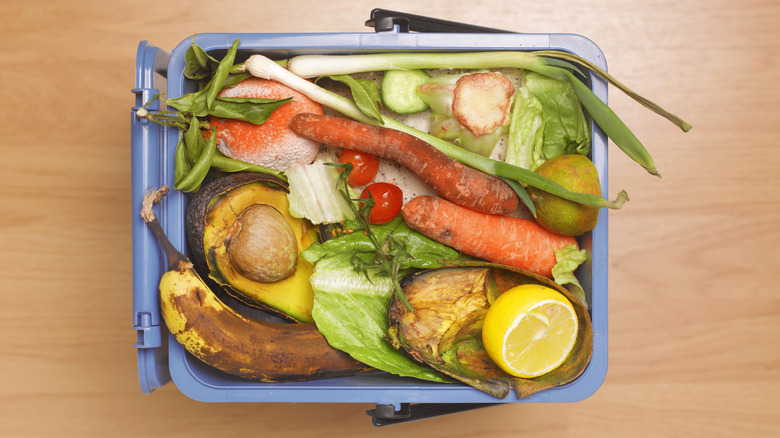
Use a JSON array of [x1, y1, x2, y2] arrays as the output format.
[[185, 173, 319, 323]]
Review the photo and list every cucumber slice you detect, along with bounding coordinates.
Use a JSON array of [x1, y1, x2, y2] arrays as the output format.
[[381, 69, 431, 115]]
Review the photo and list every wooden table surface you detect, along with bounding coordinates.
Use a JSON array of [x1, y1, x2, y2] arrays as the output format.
[[2, 0, 778, 436]]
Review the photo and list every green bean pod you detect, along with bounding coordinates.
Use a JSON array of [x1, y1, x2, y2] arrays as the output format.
[[173, 136, 191, 186], [174, 126, 217, 193], [206, 39, 239, 111], [183, 116, 202, 161]]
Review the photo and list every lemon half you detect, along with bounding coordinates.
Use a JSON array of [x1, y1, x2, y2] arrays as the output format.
[[482, 284, 578, 378]]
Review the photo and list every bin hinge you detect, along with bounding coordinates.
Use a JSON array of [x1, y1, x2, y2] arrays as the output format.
[[131, 87, 160, 109], [131, 87, 161, 126], [365, 13, 411, 33], [365, 8, 514, 34], [134, 312, 162, 349], [366, 402, 500, 426]]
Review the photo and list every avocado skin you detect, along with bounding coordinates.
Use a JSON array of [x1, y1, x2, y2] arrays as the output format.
[[186, 173, 288, 277], [185, 173, 319, 322]]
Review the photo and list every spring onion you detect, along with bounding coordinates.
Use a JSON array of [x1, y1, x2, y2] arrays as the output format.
[[287, 51, 692, 177], [242, 54, 627, 209]]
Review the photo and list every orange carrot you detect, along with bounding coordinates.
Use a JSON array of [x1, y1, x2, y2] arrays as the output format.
[[402, 196, 577, 278], [289, 113, 518, 216]]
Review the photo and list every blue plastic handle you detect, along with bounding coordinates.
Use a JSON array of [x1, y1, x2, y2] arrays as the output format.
[[131, 40, 171, 394]]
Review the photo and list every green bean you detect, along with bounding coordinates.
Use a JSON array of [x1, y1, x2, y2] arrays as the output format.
[[206, 39, 239, 111], [173, 136, 191, 185], [175, 126, 217, 193], [183, 116, 202, 162]]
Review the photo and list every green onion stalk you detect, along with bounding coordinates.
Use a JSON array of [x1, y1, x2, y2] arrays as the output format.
[[286, 51, 691, 178], [242, 54, 630, 209]]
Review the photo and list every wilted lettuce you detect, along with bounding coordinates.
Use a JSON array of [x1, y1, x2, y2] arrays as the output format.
[[506, 71, 591, 171], [300, 218, 462, 382], [285, 161, 357, 225], [552, 244, 589, 306], [505, 86, 545, 170]]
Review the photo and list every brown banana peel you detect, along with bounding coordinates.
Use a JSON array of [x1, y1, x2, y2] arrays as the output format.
[[142, 186, 371, 383]]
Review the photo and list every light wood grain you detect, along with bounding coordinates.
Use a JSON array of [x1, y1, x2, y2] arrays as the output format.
[[1, 0, 778, 436]]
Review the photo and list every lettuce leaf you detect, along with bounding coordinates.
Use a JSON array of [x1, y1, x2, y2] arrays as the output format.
[[307, 255, 450, 382], [301, 218, 463, 382], [505, 86, 545, 171], [552, 244, 589, 306], [285, 161, 357, 225], [526, 71, 590, 161], [505, 71, 591, 171]]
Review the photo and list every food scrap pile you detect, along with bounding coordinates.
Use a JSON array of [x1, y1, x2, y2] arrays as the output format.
[[138, 39, 690, 399]]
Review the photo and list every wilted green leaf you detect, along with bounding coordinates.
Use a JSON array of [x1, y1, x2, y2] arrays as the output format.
[[210, 96, 291, 124], [184, 41, 219, 80], [326, 74, 384, 124]]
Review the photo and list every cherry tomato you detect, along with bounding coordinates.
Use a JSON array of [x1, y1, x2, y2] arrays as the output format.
[[338, 149, 380, 186], [360, 182, 404, 225]]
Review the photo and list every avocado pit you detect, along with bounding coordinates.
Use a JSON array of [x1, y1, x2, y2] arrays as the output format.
[[226, 204, 298, 283]]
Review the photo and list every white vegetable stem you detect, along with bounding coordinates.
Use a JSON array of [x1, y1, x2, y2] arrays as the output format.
[[287, 52, 558, 79], [243, 55, 375, 125]]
